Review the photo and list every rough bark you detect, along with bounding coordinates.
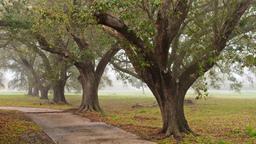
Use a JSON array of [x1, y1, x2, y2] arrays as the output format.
[[159, 88, 192, 139], [143, 71, 195, 140], [32, 86, 39, 97], [40, 86, 50, 100], [76, 65, 102, 113], [53, 80, 68, 104], [27, 76, 35, 96], [52, 56, 69, 104], [27, 85, 33, 96], [71, 37, 119, 113]]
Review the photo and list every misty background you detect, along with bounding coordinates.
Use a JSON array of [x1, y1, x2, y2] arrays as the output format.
[[1, 67, 256, 95]]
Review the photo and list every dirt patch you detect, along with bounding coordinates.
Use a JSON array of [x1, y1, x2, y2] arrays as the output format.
[[0, 110, 54, 144]]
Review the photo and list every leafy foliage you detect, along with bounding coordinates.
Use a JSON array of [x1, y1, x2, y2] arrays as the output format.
[[246, 126, 256, 138]]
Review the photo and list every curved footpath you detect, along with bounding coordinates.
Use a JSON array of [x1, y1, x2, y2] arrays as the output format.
[[0, 107, 155, 144]]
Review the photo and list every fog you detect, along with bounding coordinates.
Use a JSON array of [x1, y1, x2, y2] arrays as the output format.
[[1, 67, 256, 94]]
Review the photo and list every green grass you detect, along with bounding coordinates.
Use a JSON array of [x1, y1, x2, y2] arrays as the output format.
[[100, 96, 256, 144], [0, 92, 255, 143], [0, 94, 73, 109], [246, 126, 256, 138]]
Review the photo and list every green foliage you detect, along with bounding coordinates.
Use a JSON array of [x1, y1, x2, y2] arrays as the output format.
[[246, 126, 256, 138], [217, 140, 231, 144], [245, 55, 256, 66], [93, 0, 156, 48], [1, 0, 32, 30], [29, 0, 115, 63], [192, 77, 209, 99]]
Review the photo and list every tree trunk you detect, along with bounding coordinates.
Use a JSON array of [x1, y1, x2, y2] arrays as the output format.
[[32, 86, 39, 97], [27, 76, 34, 96], [146, 73, 194, 140], [27, 85, 33, 96], [53, 80, 67, 104], [77, 69, 102, 113], [40, 87, 49, 99], [160, 92, 192, 140]]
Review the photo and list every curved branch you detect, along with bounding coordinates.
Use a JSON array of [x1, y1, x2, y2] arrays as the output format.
[[35, 34, 73, 61], [95, 45, 120, 81], [155, 0, 190, 69], [180, 0, 252, 85], [95, 12, 145, 50], [111, 61, 140, 80]]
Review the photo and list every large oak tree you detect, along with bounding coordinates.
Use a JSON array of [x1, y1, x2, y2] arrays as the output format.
[[93, 0, 254, 139]]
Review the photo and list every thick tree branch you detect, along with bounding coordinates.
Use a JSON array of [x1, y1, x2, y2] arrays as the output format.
[[18, 56, 41, 89], [95, 12, 146, 51], [32, 47, 52, 71], [155, 0, 190, 70], [95, 45, 120, 82], [35, 34, 73, 61], [180, 0, 252, 85], [214, 0, 253, 51], [230, 15, 256, 39], [70, 33, 89, 50]]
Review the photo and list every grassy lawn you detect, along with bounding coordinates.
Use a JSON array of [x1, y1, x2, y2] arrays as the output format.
[[0, 110, 54, 144], [0, 93, 73, 110], [0, 92, 256, 143]]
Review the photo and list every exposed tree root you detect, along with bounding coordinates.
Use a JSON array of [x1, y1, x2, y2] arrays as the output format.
[[159, 125, 199, 143], [77, 104, 103, 114]]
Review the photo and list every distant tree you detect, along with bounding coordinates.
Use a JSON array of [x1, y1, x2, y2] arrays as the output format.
[[30, 0, 119, 112], [0, 0, 120, 111], [0, 72, 5, 89]]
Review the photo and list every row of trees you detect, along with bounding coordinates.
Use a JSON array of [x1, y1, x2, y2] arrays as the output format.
[[0, 0, 255, 141]]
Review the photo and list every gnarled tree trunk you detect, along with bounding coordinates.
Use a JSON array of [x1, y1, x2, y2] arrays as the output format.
[[27, 76, 35, 96], [32, 86, 39, 97], [77, 68, 102, 112], [157, 88, 191, 139], [144, 71, 195, 140], [27, 85, 33, 96], [53, 80, 67, 104], [40, 86, 50, 99], [72, 45, 119, 113]]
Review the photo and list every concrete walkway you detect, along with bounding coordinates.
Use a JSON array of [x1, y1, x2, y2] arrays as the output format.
[[0, 107, 155, 144]]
